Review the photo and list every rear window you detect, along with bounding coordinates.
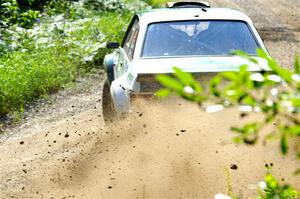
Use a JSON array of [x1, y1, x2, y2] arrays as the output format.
[[142, 20, 259, 57]]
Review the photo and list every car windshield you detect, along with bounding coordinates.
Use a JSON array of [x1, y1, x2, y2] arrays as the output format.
[[142, 20, 259, 57]]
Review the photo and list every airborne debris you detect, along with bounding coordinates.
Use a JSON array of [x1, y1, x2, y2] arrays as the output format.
[[240, 112, 248, 118], [230, 164, 238, 170]]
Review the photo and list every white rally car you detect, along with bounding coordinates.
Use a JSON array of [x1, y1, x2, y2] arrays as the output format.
[[102, 1, 269, 122]]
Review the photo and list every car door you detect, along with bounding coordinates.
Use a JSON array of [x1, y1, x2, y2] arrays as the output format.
[[115, 17, 139, 78]]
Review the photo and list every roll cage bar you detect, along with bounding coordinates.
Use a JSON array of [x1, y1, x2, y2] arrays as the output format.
[[166, 1, 210, 8]]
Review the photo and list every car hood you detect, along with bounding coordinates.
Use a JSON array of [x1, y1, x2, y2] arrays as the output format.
[[130, 56, 269, 74]]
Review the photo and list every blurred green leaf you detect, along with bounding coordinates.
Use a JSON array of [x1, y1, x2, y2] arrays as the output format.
[[231, 123, 259, 145], [280, 133, 288, 155], [232, 136, 243, 144], [155, 88, 171, 98], [209, 75, 221, 97], [233, 50, 258, 64], [220, 72, 238, 81], [173, 67, 195, 85], [265, 114, 275, 123], [262, 173, 299, 199], [257, 48, 269, 59], [291, 97, 300, 107], [241, 95, 256, 106], [156, 74, 183, 91], [173, 67, 203, 93], [265, 173, 278, 189], [294, 54, 300, 74], [284, 125, 300, 136], [257, 48, 291, 82], [261, 53, 292, 83]]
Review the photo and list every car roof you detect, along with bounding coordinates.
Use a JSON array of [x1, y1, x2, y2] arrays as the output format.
[[137, 8, 253, 24]]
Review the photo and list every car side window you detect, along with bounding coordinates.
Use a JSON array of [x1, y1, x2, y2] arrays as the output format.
[[123, 19, 139, 60]]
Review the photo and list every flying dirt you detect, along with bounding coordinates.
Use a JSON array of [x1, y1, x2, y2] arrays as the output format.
[[0, 0, 300, 198]]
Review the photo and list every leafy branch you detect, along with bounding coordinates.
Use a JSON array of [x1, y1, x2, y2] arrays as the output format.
[[156, 49, 300, 198], [156, 49, 300, 156]]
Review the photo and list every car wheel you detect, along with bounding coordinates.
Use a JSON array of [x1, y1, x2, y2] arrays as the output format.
[[102, 80, 117, 124]]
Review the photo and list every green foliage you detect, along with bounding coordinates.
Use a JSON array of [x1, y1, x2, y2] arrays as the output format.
[[43, 0, 74, 16], [0, 0, 133, 117], [231, 122, 261, 144], [156, 49, 300, 158], [220, 168, 298, 199], [142, 0, 168, 7], [0, 0, 55, 28], [0, 0, 79, 28], [156, 67, 206, 101], [97, 11, 132, 43], [0, 43, 79, 115], [0, 0, 23, 28], [257, 173, 299, 199], [18, 9, 40, 28], [84, 0, 147, 13], [84, 0, 126, 12], [156, 49, 300, 197]]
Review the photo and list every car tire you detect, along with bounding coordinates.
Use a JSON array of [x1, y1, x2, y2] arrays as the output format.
[[102, 80, 117, 124]]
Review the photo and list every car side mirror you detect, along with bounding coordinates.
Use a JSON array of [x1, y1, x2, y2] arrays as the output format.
[[106, 42, 120, 49]]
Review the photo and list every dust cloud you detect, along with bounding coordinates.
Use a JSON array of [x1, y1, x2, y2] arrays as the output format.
[[1, 97, 299, 199]]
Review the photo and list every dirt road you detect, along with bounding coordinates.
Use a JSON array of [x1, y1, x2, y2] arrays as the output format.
[[0, 1, 300, 199]]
